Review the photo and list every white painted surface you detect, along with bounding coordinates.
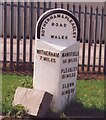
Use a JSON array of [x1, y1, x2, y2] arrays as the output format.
[[33, 39, 79, 111], [38, 9, 78, 41], [33, 8, 79, 111]]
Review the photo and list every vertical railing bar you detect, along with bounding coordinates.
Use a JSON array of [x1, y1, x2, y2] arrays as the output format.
[[10, 2, 14, 71], [23, 2, 27, 69], [29, 2, 33, 71], [87, 6, 93, 71], [43, 1, 46, 13], [104, 2, 106, 75], [98, 8, 104, 73], [78, 5, 81, 72], [3, 2, 7, 71], [78, 5, 81, 43], [61, 2, 63, 9], [16, 2, 20, 70], [82, 5, 87, 71], [78, 5, 81, 26], [72, 4, 75, 15], [66, 2, 69, 10], [37, 2, 40, 21], [92, 7, 98, 72], [55, 2, 57, 8], [49, 1, 51, 9]]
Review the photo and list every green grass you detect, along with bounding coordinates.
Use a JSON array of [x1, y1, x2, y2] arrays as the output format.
[[1, 73, 105, 118], [63, 80, 105, 118], [1, 74, 32, 114], [76, 80, 104, 111]]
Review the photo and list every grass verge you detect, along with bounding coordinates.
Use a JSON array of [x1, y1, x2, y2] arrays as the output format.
[[1, 74, 32, 114], [1, 73, 105, 118]]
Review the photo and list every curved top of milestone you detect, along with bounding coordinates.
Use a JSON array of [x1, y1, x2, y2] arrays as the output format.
[[36, 8, 80, 41]]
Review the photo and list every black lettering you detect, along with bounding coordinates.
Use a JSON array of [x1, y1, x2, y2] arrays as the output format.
[[62, 53, 64, 57], [41, 34, 44, 36], [62, 36, 64, 39], [62, 91, 65, 95], [57, 14, 61, 17], [54, 15, 57, 18], [51, 58, 56, 63], [62, 15, 64, 18], [46, 18, 50, 22], [72, 82, 74, 86], [63, 59, 67, 63], [55, 36, 57, 39], [64, 24, 67, 27], [40, 56, 42, 60], [65, 36, 68, 39], [62, 84, 64, 89], [43, 23, 46, 27], [72, 23, 75, 26], [56, 23, 58, 26], [69, 19, 73, 23], [50, 16, 53, 20], [51, 23, 54, 26], [60, 23, 62, 27], [51, 35, 54, 38], [44, 20, 48, 24], [62, 75, 65, 79], [41, 29, 45, 34]]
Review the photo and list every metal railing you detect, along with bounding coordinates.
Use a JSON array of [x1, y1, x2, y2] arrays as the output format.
[[1, 2, 106, 74]]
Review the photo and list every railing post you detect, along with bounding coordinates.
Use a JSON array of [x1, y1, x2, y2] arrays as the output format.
[[49, 1, 51, 9], [55, 2, 57, 8], [61, 2, 63, 9], [37, 2, 40, 20], [10, 2, 14, 71], [93, 7, 98, 72], [72, 4, 76, 15], [16, 2, 20, 70], [29, 2, 33, 71], [104, 2, 106, 75], [43, 1, 46, 12], [98, 7, 104, 73], [82, 5, 87, 71], [67, 2, 69, 10], [87, 6, 93, 71], [23, 2, 27, 70], [3, 2, 7, 71]]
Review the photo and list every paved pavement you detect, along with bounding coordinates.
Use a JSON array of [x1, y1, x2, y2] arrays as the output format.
[[0, 116, 3, 120], [0, 115, 3, 120], [0, 38, 104, 66]]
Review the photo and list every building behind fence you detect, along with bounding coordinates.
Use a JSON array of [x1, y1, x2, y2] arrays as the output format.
[[1, 2, 106, 74]]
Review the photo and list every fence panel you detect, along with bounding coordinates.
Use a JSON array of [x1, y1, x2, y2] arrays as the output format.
[[1, 2, 105, 74]]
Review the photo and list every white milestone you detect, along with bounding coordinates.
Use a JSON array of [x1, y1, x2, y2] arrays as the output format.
[[33, 8, 80, 112]]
